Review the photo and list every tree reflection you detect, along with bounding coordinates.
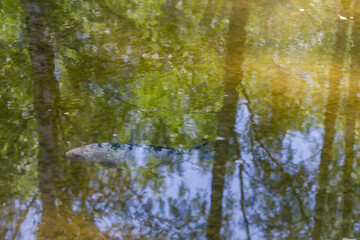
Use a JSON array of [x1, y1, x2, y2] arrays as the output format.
[[206, 0, 249, 239], [24, 0, 59, 237], [340, 3, 360, 239], [312, 0, 350, 238], [24, 0, 106, 238]]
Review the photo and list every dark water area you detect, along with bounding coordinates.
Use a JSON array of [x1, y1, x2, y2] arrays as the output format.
[[1, 0, 360, 239]]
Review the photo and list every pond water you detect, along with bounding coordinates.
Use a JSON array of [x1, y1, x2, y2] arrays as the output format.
[[1, 0, 360, 239]]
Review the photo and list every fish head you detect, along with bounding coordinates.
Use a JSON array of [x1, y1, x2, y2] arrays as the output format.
[[66, 144, 116, 166], [66, 146, 89, 162]]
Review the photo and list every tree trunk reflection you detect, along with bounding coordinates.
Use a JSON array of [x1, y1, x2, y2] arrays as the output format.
[[24, 0, 59, 238], [341, 4, 360, 238], [206, 1, 249, 239], [312, 1, 350, 238]]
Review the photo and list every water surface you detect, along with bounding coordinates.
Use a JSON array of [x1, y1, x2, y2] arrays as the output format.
[[1, 0, 360, 239]]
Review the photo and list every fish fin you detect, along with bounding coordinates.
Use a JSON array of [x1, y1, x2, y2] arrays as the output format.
[[98, 161, 117, 169]]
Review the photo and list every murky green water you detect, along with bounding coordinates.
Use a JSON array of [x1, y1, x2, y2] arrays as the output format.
[[1, 0, 359, 239]]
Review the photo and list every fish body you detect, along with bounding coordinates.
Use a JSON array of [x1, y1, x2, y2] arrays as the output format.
[[66, 143, 188, 168]]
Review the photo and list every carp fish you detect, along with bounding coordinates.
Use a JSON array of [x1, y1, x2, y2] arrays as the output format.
[[66, 142, 208, 168]]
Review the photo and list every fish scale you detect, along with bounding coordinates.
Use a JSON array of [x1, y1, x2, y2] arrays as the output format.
[[65, 142, 201, 168]]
